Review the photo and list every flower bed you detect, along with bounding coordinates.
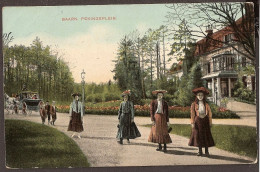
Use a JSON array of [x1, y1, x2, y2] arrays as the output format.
[[56, 103, 239, 119]]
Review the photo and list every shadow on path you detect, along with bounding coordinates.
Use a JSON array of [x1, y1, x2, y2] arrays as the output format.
[[164, 151, 253, 163], [81, 136, 116, 140], [207, 154, 253, 163], [126, 142, 197, 150], [164, 150, 197, 156]]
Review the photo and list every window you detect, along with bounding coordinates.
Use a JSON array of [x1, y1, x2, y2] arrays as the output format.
[[224, 34, 233, 44], [226, 56, 235, 70], [207, 62, 211, 74]]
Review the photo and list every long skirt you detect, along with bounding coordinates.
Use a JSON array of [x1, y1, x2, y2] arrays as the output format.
[[148, 113, 172, 144], [116, 113, 141, 139], [52, 114, 57, 122], [188, 115, 215, 147], [40, 109, 47, 123], [68, 111, 83, 132]]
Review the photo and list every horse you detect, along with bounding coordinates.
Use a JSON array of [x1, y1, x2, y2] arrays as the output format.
[[4, 93, 20, 114]]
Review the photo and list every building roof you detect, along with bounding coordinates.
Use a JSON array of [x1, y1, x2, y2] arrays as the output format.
[[194, 17, 247, 57]]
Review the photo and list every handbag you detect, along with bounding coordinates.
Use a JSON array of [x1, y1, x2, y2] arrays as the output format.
[[168, 126, 172, 133]]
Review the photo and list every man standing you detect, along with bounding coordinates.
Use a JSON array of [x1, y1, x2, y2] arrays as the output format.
[[45, 101, 51, 125], [50, 101, 57, 125], [148, 90, 172, 152]]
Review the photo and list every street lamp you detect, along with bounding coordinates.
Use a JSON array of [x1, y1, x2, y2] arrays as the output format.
[[81, 69, 86, 114]]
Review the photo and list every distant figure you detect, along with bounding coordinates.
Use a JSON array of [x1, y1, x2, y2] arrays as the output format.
[[22, 84, 27, 91], [39, 101, 47, 124], [68, 93, 84, 138], [148, 90, 172, 152], [116, 90, 141, 144], [13, 95, 19, 114], [22, 102, 27, 115], [45, 101, 51, 125], [188, 87, 215, 157], [32, 94, 37, 99], [50, 101, 57, 125]]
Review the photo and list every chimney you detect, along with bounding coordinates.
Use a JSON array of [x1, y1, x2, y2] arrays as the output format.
[[206, 25, 213, 36]]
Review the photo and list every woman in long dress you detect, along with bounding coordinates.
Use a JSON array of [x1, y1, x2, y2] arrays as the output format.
[[188, 87, 215, 156], [39, 101, 47, 124], [148, 90, 172, 152], [116, 90, 141, 144], [68, 93, 84, 138]]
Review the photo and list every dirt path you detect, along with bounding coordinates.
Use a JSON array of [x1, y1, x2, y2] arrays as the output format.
[[5, 112, 255, 167]]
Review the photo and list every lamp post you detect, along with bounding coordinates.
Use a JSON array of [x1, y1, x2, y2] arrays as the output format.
[[81, 69, 86, 114]]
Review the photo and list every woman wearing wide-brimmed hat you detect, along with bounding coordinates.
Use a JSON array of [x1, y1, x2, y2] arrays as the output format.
[[68, 93, 84, 138], [188, 87, 215, 157], [116, 90, 141, 144], [50, 101, 57, 126], [39, 101, 47, 124], [148, 90, 172, 152]]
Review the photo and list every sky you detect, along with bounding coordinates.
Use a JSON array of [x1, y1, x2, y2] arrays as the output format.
[[3, 4, 173, 83]]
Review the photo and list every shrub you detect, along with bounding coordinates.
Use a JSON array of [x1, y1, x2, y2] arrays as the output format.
[[103, 93, 121, 102], [86, 94, 94, 102], [93, 93, 103, 103], [164, 94, 176, 106], [56, 101, 239, 119], [234, 87, 255, 103]]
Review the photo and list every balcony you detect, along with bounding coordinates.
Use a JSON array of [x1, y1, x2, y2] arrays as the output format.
[[212, 54, 236, 72]]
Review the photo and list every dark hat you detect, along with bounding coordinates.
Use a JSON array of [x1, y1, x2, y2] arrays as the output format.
[[192, 87, 209, 95], [168, 127, 172, 133], [152, 90, 167, 95], [121, 90, 131, 97], [72, 93, 82, 97]]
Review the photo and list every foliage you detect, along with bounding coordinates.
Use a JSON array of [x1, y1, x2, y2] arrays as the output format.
[[233, 79, 255, 103], [113, 35, 143, 102], [234, 88, 255, 102], [93, 93, 103, 103], [175, 62, 203, 106], [5, 119, 89, 168], [144, 124, 256, 158], [56, 100, 239, 119], [3, 37, 75, 102], [166, 2, 255, 64], [103, 93, 121, 102], [220, 97, 229, 108], [167, 124, 257, 159], [113, 26, 175, 99]]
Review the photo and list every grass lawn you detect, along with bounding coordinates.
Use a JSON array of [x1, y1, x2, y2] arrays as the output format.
[[145, 124, 257, 159], [5, 119, 90, 168]]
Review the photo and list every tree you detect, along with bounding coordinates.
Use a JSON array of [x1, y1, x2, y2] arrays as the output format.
[[2, 32, 14, 47], [166, 2, 256, 64], [113, 35, 143, 102], [3, 37, 75, 102], [176, 62, 203, 106]]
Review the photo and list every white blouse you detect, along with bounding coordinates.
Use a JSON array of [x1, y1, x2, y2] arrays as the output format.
[[198, 101, 206, 118], [156, 99, 163, 114]]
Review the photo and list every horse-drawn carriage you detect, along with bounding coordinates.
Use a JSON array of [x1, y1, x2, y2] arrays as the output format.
[[4, 91, 42, 115]]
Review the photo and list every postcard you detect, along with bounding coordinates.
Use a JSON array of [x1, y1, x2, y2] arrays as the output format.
[[2, 1, 258, 171]]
